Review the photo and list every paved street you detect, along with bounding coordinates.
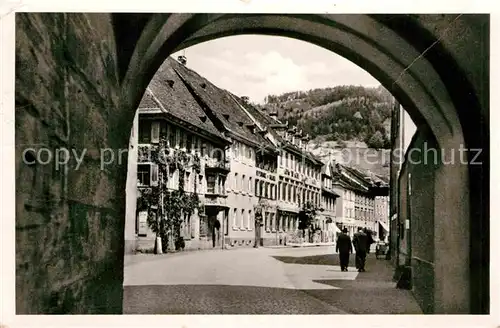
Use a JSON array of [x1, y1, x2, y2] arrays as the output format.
[[123, 246, 422, 314]]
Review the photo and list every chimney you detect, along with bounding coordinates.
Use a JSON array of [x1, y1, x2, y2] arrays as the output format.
[[241, 96, 250, 103], [177, 55, 187, 65]]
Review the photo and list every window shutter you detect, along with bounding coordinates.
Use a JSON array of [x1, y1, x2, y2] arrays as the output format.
[[150, 164, 159, 186], [151, 122, 160, 143]]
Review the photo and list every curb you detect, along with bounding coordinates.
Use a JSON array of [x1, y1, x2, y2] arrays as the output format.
[[264, 243, 335, 249]]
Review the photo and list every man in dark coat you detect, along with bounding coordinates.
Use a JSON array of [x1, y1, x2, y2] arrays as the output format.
[[364, 228, 374, 254], [335, 228, 353, 272], [353, 227, 368, 272]]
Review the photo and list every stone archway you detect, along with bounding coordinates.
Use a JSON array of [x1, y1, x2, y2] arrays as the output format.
[[15, 13, 488, 314]]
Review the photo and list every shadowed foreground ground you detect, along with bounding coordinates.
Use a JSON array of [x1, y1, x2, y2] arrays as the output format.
[[123, 247, 422, 314]]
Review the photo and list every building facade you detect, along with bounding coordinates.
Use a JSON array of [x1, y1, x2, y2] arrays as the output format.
[[125, 55, 382, 253], [237, 103, 328, 246], [172, 60, 278, 249], [275, 127, 324, 244], [254, 147, 279, 246], [132, 93, 231, 251], [374, 196, 390, 241], [332, 164, 388, 237], [224, 139, 259, 248], [320, 161, 341, 243]]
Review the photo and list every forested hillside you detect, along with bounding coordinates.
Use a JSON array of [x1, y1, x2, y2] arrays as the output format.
[[261, 85, 394, 149]]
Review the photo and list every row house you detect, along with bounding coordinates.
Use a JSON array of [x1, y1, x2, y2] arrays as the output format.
[[266, 121, 324, 244], [237, 102, 327, 245], [254, 149, 280, 246], [125, 55, 359, 252], [355, 193, 376, 230], [320, 160, 341, 242], [332, 179, 358, 237], [344, 165, 389, 236], [374, 196, 390, 241], [171, 58, 277, 249], [332, 163, 389, 237], [128, 57, 232, 252], [236, 103, 282, 246]]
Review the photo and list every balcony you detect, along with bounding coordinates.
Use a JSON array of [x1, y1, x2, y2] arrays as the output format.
[[322, 187, 340, 197], [256, 168, 277, 181], [204, 158, 230, 173], [204, 193, 228, 208]]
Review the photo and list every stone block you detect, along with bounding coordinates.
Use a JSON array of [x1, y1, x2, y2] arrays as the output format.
[[15, 13, 125, 314]]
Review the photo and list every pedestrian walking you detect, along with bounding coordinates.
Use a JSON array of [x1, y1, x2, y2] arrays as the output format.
[[364, 228, 374, 254], [353, 227, 368, 272], [335, 228, 353, 272]]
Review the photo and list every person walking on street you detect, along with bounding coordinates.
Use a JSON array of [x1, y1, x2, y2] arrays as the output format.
[[364, 228, 374, 254], [335, 228, 353, 272], [353, 227, 368, 272]]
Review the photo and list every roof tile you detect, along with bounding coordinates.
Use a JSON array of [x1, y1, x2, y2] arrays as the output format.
[[138, 57, 225, 140]]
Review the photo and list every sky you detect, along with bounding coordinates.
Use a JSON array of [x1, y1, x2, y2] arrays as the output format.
[[172, 35, 381, 105]]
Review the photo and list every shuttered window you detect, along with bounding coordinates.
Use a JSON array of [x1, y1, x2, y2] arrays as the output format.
[[151, 122, 160, 143], [150, 164, 159, 186]]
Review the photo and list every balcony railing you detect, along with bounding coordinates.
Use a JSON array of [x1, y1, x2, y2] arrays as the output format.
[[204, 193, 228, 207], [204, 158, 230, 171], [256, 163, 277, 173]]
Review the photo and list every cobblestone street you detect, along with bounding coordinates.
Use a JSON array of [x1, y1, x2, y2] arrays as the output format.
[[123, 246, 422, 314]]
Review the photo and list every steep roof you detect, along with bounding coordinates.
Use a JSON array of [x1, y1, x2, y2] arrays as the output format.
[[243, 104, 285, 147], [242, 102, 280, 126], [138, 58, 225, 140], [332, 164, 370, 193], [170, 57, 269, 147], [341, 165, 389, 188], [341, 165, 374, 188], [332, 163, 390, 195], [227, 96, 281, 151], [241, 103, 324, 165], [139, 90, 161, 109], [333, 173, 368, 193]]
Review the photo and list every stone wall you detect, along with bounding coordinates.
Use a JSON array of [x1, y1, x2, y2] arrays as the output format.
[[408, 129, 437, 314], [15, 13, 127, 314], [398, 127, 438, 313]]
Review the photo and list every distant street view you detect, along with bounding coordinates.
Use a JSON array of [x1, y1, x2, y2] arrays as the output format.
[[13, 13, 488, 317], [123, 36, 416, 314]]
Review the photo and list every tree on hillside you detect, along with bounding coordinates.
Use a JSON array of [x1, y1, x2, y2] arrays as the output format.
[[271, 85, 393, 144], [366, 130, 385, 149]]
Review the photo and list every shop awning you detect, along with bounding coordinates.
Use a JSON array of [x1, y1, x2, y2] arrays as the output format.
[[379, 220, 389, 232]]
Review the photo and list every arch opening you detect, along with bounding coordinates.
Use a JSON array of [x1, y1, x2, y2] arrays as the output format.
[[119, 14, 486, 314], [13, 13, 488, 315]]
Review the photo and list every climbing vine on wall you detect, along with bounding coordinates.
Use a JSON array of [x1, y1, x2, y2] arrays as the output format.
[[139, 134, 202, 253], [298, 200, 320, 242]]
